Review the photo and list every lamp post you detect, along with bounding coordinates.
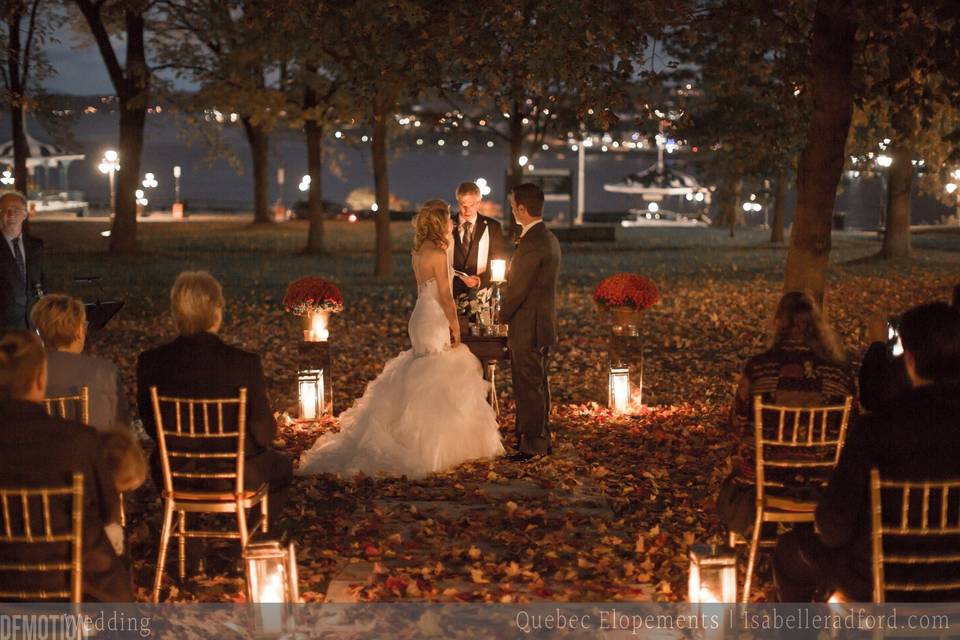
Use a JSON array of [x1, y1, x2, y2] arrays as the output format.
[[876, 154, 893, 230], [97, 150, 119, 215], [172, 166, 184, 218], [947, 181, 959, 225]]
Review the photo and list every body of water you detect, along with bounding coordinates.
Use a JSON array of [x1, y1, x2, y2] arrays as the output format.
[[29, 112, 955, 229]]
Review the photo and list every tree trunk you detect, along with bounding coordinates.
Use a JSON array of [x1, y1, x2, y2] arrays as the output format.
[[109, 99, 146, 253], [783, 1, 857, 304], [713, 175, 742, 237], [303, 77, 325, 254], [506, 100, 524, 233], [880, 106, 918, 259], [241, 117, 271, 224], [108, 9, 149, 253], [880, 143, 913, 258], [770, 167, 787, 243], [6, 13, 29, 194], [372, 97, 392, 277]]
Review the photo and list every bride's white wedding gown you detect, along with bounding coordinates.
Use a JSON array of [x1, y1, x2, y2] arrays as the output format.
[[295, 265, 504, 479]]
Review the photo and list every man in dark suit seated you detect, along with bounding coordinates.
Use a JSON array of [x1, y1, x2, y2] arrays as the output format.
[[773, 302, 960, 601], [452, 181, 504, 299], [0, 190, 44, 330], [0, 331, 133, 601], [136, 271, 292, 527]]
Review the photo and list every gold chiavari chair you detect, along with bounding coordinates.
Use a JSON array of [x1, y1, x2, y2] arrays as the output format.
[[41, 387, 127, 527], [742, 395, 853, 602], [0, 473, 84, 602], [150, 386, 268, 602], [42, 386, 89, 426], [871, 469, 960, 603]]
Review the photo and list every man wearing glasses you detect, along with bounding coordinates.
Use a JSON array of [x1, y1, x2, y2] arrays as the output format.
[[452, 181, 504, 299], [1, 190, 45, 330]]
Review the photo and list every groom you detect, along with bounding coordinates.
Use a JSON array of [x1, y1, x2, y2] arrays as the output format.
[[500, 183, 561, 462]]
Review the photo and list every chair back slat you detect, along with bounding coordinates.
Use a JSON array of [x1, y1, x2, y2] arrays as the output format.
[[753, 396, 853, 492], [42, 387, 90, 426], [150, 386, 248, 497], [871, 469, 960, 602], [0, 473, 84, 602]]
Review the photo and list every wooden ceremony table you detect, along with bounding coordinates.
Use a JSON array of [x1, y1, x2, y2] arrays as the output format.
[[461, 333, 510, 416]]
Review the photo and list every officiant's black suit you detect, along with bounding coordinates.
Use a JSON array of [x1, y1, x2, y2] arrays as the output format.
[[136, 332, 293, 522], [452, 214, 504, 298], [0, 232, 44, 330], [501, 221, 561, 455], [0, 399, 134, 602]]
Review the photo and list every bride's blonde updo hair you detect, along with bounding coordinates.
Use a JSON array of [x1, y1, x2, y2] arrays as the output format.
[[413, 199, 451, 251]]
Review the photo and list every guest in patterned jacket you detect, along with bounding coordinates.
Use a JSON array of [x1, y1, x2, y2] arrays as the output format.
[[717, 291, 857, 536]]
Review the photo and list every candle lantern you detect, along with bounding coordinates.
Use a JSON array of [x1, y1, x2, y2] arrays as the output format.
[[298, 368, 332, 420], [608, 365, 631, 414], [304, 309, 330, 342], [489, 259, 506, 284], [243, 541, 300, 636], [688, 543, 737, 603]]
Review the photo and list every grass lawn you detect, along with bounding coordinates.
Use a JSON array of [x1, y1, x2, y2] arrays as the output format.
[[29, 218, 960, 603]]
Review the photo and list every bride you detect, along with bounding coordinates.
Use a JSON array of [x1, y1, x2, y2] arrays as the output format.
[[296, 200, 505, 478]]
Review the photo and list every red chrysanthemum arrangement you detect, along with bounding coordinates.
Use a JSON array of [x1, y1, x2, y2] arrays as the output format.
[[593, 273, 659, 311], [283, 277, 344, 316]]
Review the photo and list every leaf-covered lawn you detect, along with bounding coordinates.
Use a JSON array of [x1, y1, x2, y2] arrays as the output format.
[[35, 219, 960, 602]]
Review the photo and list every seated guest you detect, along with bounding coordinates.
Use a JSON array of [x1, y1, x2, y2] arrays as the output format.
[[858, 314, 909, 414], [717, 291, 856, 537], [0, 331, 133, 601], [32, 294, 129, 431], [774, 302, 960, 601], [137, 271, 292, 525], [859, 284, 960, 413]]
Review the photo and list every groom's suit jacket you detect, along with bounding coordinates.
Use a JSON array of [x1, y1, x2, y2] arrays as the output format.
[[501, 221, 561, 349], [452, 214, 504, 298], [0, 232, 44, 330]]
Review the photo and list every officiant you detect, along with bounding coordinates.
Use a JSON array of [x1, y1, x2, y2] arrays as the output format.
[[452, 181, 504, 298]]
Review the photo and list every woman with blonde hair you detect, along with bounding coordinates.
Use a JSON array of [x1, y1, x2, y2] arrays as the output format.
[[717, 291, 856, 537], [31, 293, 129, 430], [298, 199, 504, 478]]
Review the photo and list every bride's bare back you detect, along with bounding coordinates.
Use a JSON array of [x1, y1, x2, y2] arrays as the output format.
[[411, 241, 459, 344]]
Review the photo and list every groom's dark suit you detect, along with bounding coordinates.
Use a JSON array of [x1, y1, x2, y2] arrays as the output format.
[[452, 214, 504, 299], [501, 221, 561, 455]]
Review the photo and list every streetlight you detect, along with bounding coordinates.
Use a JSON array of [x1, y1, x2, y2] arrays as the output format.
[[98, 150, 120, 215], [875, 154, 893, 230], [475, 177, 491, 197], [140, 172, 157, 213], [0, 170, 14, 186], [947, 181, 959, 225], [173, 165, 181, 202]]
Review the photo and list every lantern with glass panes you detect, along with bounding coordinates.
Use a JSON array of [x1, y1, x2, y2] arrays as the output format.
[[297, 368, 332, 421], [243, 541, 300, 636], [688, 543, 737, 603]]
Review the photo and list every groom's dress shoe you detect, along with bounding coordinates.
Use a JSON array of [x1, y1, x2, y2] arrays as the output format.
[[507, 452, 535, 462]]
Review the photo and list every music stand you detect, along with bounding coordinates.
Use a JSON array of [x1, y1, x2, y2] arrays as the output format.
[[84, 301, 123, 331]]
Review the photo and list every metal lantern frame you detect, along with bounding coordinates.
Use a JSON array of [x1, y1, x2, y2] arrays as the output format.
[[297, 368, 332, 421], [243, 541, 300, 636], [688, 543, 737, 603], [608, 364, 631, 414]]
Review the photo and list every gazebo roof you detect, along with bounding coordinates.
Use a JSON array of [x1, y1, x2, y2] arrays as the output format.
[[0, 122, 84, 167]]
